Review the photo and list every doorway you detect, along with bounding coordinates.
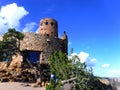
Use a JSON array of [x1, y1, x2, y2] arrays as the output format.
[[27, 51, 40, 63]]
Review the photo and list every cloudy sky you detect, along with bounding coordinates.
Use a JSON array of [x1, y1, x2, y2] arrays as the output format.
[[0, 0, 120, 77]]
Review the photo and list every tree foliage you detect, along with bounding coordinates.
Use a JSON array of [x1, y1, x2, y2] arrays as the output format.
[[0, 28, 24, 66], [46, 51, 112, 90], [49, 51, 72, 80]]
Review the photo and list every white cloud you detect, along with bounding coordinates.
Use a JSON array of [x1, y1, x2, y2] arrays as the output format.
[[36, 28, 39, 33], [0, 3, 29, 34], [101, 64, 110, 68], [0, 18, 8, 34], [86, 58, 96, 67], [22, 22, 37, 32], [69, 51, 96, 67], [78, 52, 89, 63]]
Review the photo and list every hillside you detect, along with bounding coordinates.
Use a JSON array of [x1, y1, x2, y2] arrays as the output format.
[[99, 78, 120, 90]]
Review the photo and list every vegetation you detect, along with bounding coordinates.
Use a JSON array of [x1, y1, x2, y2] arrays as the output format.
[[46, 50, 112, 90], [0, 28, 24, 66]]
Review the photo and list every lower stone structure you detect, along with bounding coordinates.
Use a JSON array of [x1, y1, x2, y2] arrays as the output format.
[[20, 32, 67, 64]]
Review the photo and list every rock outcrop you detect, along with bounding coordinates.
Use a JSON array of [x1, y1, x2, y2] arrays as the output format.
[[99, 78, 120, 90]]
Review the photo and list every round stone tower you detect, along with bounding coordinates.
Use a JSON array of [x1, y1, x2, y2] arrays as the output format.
[[38, 18, 58, 37]]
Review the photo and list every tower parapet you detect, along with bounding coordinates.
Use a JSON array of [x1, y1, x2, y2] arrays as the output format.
[[38, 18, 58, 37], [61, 31, 68, 53], [61, 31, 67, 40]]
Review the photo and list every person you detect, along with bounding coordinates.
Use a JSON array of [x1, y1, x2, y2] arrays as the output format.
[[50, 74, 58, 83]]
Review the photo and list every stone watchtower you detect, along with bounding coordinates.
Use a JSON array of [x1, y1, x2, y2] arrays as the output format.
[[38, 18, 58, 37], [37, 18, 68, 63], [6, 17, 68, 71], [0, 18, 68, 83]]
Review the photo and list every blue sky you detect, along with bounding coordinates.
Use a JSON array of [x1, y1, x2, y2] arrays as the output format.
[[0, 0, 120, 77]]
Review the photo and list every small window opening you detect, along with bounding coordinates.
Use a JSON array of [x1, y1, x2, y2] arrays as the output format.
[[51, 22, 54, 26], [46, 34, 49, 37], [45, 22, 48, 25]]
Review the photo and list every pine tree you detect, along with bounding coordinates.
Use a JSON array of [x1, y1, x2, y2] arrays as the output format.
[[46, 51, 111, 90], [0, 28, 24, 66]]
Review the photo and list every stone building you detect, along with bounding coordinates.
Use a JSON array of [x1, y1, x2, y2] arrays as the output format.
[[0, 18, 68, 82], [9, 18, 68, 68]]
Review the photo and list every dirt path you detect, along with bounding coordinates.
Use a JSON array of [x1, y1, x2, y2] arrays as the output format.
[[0, 82, 45, 90]]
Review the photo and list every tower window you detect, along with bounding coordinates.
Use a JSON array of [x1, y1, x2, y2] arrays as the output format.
[[45, 22, 48, 25], [46, 34, 49, 37], [51, 22, 54, 26]]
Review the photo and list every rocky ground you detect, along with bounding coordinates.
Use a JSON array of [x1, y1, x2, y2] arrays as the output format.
[[0, 78, 120, 90], [108, 78, 120, 90], [0, 82, 45, 90], [99, 78, 120, 90]]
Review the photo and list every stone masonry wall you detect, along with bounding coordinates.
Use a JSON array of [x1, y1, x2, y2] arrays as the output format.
[[20, 32, 65, 63]]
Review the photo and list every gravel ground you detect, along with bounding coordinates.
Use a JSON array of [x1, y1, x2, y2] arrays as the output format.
[[0, 82, 45, 90], [0, 78, 120, 90]]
